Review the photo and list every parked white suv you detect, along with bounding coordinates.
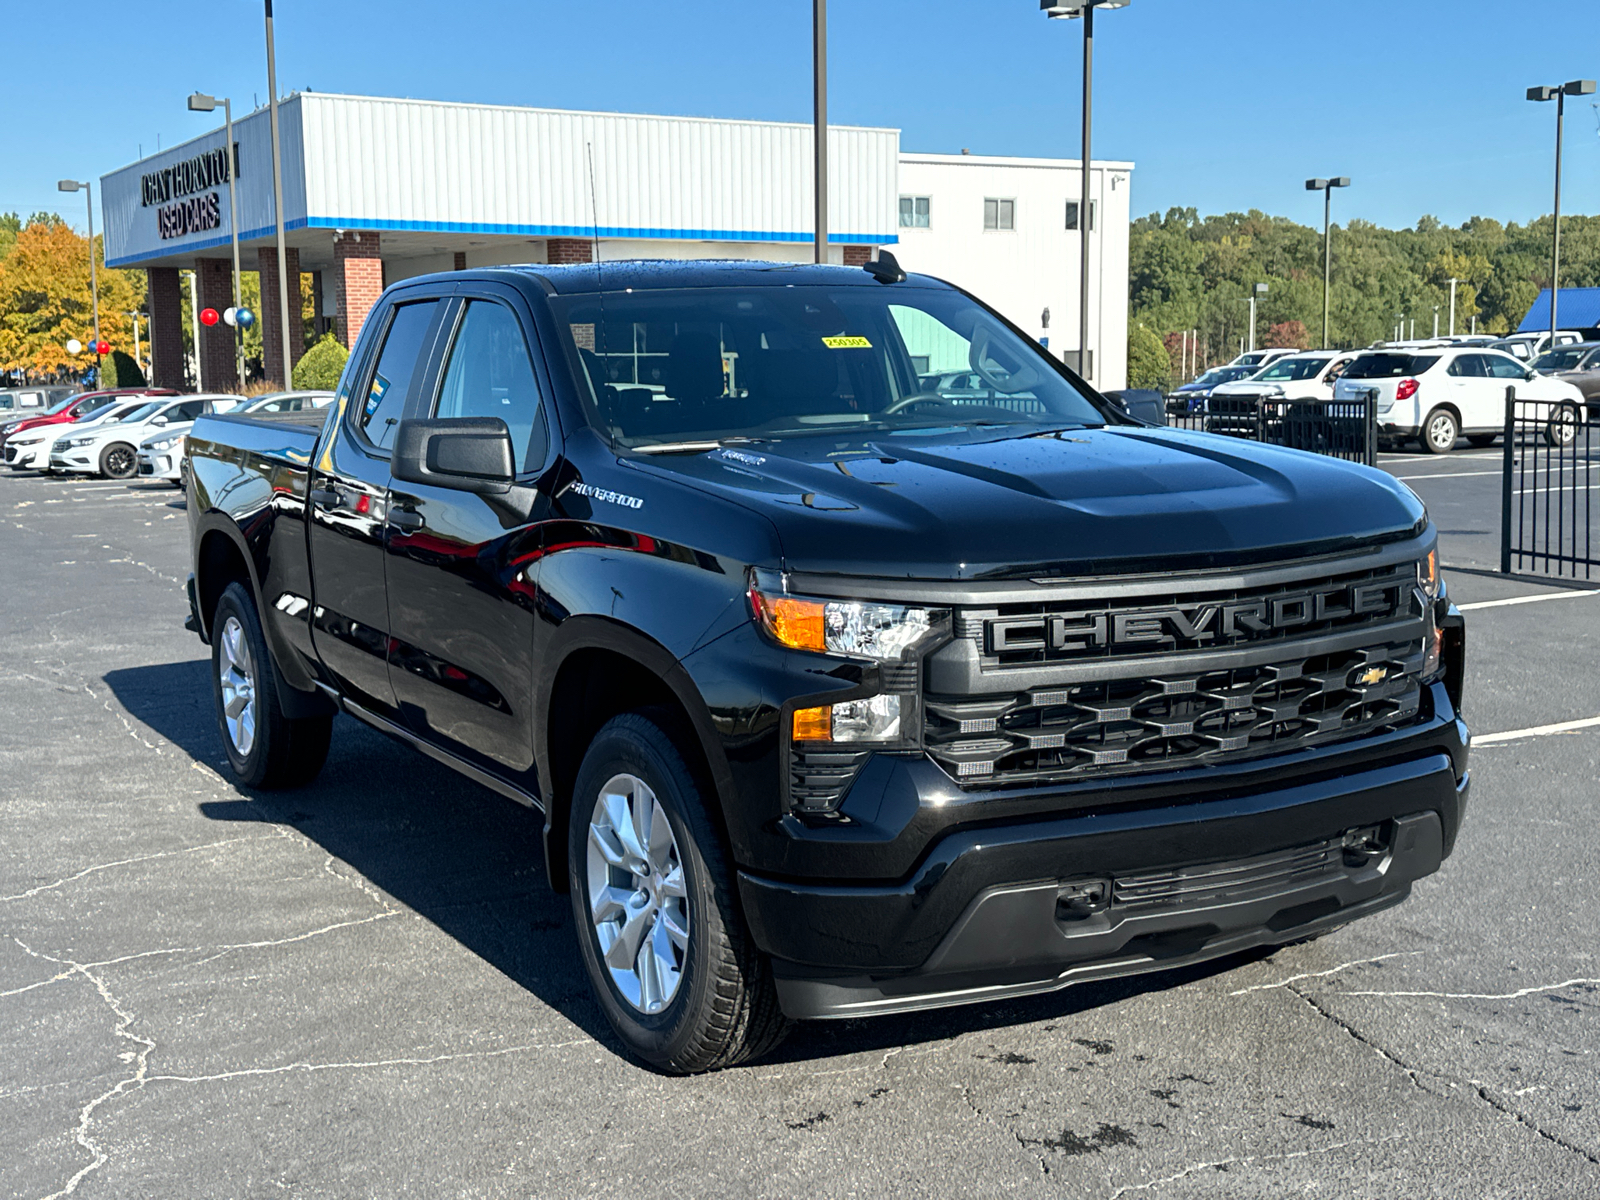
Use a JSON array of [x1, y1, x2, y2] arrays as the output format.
[[1334, 347, 1585, 453], [51, 395, 242, 479]]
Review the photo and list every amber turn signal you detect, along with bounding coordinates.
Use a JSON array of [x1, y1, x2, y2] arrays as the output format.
[[751, 590, 827, 652], [792, 706, 832, 741]]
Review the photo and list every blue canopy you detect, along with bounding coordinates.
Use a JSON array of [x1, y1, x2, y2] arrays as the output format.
[[1518, 287, 1600, 333]]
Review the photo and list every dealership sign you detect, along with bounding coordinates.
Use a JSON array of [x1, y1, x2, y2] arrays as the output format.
[[157, 193, 223, 240], [142, 145, 238, 241]]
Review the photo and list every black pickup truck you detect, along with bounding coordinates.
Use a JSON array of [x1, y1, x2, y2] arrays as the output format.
[[186, 258, 1468, 1074]]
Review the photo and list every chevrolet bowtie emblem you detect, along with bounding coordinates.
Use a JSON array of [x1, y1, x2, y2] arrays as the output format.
[[1356, 666, 1389, 687]]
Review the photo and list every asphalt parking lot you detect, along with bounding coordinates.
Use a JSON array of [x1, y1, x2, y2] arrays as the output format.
[[2, 451, 1597, 1199]]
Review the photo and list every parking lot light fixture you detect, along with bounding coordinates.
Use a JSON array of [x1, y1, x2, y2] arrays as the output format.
[[1448, 277, 1460, 336], [1041, 0, 1130, 384], [188, 92, 244, 388], [1305, 176, 1350, 349], [1248, 282, 1267, 353], [1526, 80, 1596, 346], [57, 180, 101, 385]]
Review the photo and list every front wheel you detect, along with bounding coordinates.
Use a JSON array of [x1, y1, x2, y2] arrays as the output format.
[[211, 582, 332, 789], [568, 712, 789, 1073], [99, 441, 138, 479], [1421, 408, 1459, 455], [1545, 403, 1581, 448]]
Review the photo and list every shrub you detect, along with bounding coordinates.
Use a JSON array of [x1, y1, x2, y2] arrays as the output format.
[[1127, 322, 1171, 391], [104, 349, 146, 388], [292, 334, 349, 391]]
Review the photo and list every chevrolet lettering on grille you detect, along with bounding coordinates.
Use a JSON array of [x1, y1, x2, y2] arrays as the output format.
[[986, 581, 1408, 656]]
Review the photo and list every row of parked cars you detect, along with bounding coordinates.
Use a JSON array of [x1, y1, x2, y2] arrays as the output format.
[[1168, 336, 1599, 454], [0, 387, 333, 484]]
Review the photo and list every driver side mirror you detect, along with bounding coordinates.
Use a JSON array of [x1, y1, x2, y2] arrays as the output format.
[[151, 415, 169, 426], [1525, 369, 1539, 381], [392, 417, 515, 495]]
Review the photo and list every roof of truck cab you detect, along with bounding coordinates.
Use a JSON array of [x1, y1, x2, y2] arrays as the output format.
[[488, 259, 945, 294]]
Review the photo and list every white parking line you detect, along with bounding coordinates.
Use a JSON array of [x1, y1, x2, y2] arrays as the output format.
[[1398, 465, 1600, 481], [1476, 715, 1600, 745], [1458, 589, 1600, 611]]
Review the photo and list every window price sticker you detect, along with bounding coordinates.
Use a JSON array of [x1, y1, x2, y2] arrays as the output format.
[[821, 336, 872, 350]]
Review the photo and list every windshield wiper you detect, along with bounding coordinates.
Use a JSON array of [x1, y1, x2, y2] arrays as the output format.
[[632, 436, 763, 456]]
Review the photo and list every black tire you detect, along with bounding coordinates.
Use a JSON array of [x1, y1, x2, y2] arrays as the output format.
[[1544, 403, 1581, 448], [568, 711, 789, 1074], [1467, 434, 1498, 448], [210, 582, 332, 789], [1421, 407, 1459, 455], [99, 441, 138, 479]]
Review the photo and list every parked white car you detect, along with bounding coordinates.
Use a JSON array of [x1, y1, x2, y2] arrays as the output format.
[[1225, 348, 1300, 370], [51, 394, 243, 479], [1334, 346, 1586, 453], [240, 390, 335, 413], [1209, 350, 1358, 404], [1488, 331, 1582, 361], [4, 399, 149, 472]]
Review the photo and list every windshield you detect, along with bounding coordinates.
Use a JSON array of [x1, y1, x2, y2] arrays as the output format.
[[1533, 348, 1589, 372], [550, 285, 1108, 449], [1343, 354, 1440, 379], [1256, 357, 1328, 382], [117, 402, 163, 424], [85, 403, 141, 426], [1234, 353, 1266, 367]]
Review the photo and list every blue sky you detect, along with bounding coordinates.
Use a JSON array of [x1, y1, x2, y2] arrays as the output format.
[[6, 0, 1599, 236]]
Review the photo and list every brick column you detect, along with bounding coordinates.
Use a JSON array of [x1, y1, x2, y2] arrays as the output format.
[[842, 245, 875, 267], [546, 238, 593, 264], [334, 232, 383, 349], [147, 268, 187, 391], [258, 246, 305, 385], [453, 251, 467, 271], [196, 257, 238, 393]]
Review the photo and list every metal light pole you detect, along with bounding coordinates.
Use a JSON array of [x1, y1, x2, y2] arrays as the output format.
[[1305, 176, 1350, 349], [189, 93, 244, 388], [264, 0, 293, 386], [1043, 0, 1129, 384], [1447, 277, 1459, 336], [1248, 282, 1267, 353], [126, 311, 143, 373], [813, 0, 827, 264], [57, 180, 100, 385], [1527, 80, 1596, 348], [1432, 305, 1440, 339]]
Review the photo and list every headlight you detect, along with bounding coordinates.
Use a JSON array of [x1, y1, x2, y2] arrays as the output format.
[[147, 437, 176, 452], [793, 695, 902, 744], [70, 435, 99, 447], [748, 587, 942, 661]]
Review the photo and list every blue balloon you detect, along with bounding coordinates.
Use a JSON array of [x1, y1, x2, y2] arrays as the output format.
[[234, 307, 256, 329]]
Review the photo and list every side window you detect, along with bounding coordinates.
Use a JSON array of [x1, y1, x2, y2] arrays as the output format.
[[1325, 358, 1352, 382], [433, 300, 548, 472], [1447, 357, 1468, 378], [175, 400, 207, 420], [1486, 355, 1522, 380], [361, 302, 439, 451]]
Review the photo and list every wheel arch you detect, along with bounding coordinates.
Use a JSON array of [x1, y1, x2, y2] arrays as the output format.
[[536, 617, 737, 895]]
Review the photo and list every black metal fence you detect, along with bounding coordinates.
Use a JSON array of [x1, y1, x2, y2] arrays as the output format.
[[1500, 387, 1597, 579], [1167, 395, 1377, 466]]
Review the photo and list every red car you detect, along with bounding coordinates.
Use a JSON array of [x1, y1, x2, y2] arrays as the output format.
[[0, 387, 179, 451]]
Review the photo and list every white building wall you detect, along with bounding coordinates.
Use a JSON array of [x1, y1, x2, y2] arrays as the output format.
[[891, 153, 1132, 391]]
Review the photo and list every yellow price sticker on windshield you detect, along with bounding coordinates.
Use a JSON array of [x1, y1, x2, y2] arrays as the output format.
[[822, 335, 872, 349]]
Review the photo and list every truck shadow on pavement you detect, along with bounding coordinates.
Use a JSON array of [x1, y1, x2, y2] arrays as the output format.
[[105, 659, 1273, 1070]]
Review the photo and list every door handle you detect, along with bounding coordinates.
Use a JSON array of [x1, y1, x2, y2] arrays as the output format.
[[388, 508, 424, 531], [309, 486, 340, 510]]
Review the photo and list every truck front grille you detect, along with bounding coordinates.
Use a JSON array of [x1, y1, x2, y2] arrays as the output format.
[[925, 641, 1425, 788]]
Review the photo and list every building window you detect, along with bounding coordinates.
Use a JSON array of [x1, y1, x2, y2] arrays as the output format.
[[1065, 200, 1097, 232], [899, 196, 931, 228], [983, 198, 1016, 231]]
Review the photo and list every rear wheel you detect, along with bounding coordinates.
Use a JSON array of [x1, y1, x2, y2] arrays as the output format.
[[1421, 408, 1459, 455], [568, 711, 789, 1074], [1467, 433, 1498, 448], [211, 582, 332, 789], [99, 441, 137, 479], [1545, 403, 1581, 448]]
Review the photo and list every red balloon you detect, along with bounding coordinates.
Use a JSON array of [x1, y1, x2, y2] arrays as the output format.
[[200, 308, 220, 327], [95, 340, 110, 355]]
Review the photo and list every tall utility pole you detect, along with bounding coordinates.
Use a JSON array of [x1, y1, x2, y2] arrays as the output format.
[[1528, 80, 1595, 347], [57, 180, 101, 384], [812, 0, 827, 264], [1247, 283, 1267, 353], [1448, 277, 1460, 336], [1432, 306, 1440, 339], [264, 0, 293, 386], [1305, 177, 1350, 349], [1042, 1, 1130, 384]]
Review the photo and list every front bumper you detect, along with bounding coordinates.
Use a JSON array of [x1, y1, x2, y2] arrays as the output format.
[[137, 450, 181, 481], [52, 447, 97, 473], [6, 443, 52, 468], [742, 710, 1469, 1020]]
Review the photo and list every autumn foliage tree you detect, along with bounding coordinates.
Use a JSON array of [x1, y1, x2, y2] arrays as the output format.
[[0, 215, 145, 378]]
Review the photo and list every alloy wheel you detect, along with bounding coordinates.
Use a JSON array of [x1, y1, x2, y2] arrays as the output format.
[[103, 444, 136, 478], [217, 615, 258, 757], [1426, 411, 1457, 453], [586, 772, 690, 1014]]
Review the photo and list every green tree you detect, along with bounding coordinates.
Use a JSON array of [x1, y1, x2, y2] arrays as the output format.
[[292, 333, 348, 390], [1127, 322, 1170, 390]]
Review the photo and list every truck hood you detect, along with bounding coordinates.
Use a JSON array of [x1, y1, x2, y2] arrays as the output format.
[[627, 426, 1425, 580]]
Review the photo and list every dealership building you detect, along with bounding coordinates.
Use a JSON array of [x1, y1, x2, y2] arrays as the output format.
[[101, 92, 1131, 392]]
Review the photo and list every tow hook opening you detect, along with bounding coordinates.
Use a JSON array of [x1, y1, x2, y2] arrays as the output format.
[[1056, 878, 1111, 921], [1342, 823, 1389, 868]]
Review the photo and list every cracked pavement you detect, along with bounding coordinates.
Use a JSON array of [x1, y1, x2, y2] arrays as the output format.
[[2, 461, 1598, 1198]]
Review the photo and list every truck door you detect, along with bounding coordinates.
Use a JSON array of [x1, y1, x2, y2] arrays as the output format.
[[383, 290, 554, 792], [307, 296, 450, 718]]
